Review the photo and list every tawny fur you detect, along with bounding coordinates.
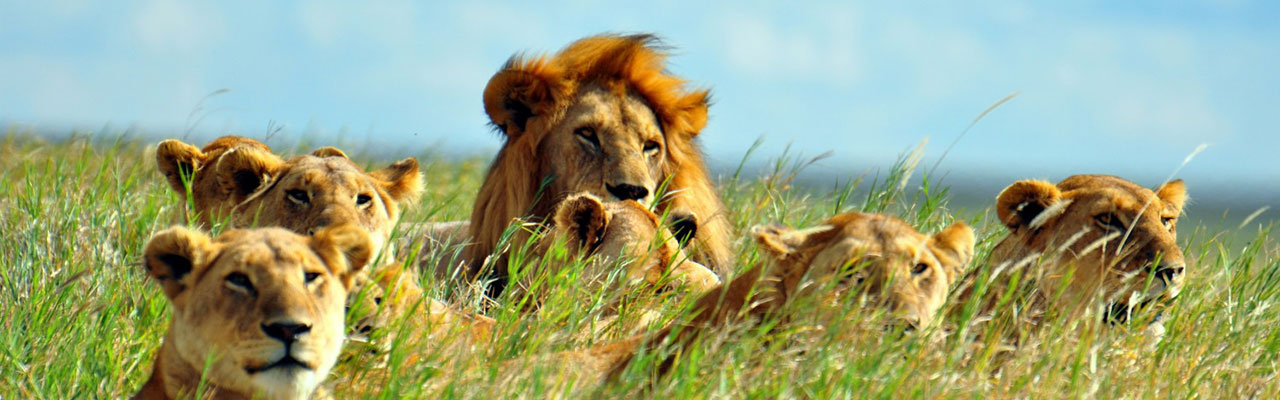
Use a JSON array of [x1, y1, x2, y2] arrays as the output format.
[[528, 193, 720, 297], [155, 141, 492, 352], [961, 174, 1188, 336], [135, 225, 371, 400], [480, 212, 974, 391], [469, 34, 733, 288], [155, 136, 285, 227], [497, 193, 721, 335]]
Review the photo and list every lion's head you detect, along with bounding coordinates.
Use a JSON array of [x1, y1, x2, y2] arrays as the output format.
[[157, 140, 422, 253], [594, 213, 975, 382], [137, 225, 371, 400], [155, 136, 285, 227], [536, 193, 720, 294], [472, 33, 732, 281], [751, 213, 976, 329], [988, 174, 1187, 323], [231, 148, 423, 255]]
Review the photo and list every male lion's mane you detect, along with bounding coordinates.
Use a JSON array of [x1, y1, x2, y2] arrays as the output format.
[[469, 34, 731, 281]]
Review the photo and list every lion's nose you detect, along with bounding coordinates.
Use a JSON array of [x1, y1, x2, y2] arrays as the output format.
[[262, 321, 312, 344], [605, 183, 649, 201], [1154, 264, 1184, 283]]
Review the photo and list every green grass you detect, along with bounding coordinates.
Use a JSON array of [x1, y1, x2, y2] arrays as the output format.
[[1, 131, 1277, 398]]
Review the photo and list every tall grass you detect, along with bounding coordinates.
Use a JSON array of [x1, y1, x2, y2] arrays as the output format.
[[0, 131, 1276, 398]]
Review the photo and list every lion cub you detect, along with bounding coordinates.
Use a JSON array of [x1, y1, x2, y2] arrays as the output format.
[[134, 225, 371, 400]]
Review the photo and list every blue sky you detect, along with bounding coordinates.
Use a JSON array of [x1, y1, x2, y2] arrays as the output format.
[[2, 1, 1277, 202]]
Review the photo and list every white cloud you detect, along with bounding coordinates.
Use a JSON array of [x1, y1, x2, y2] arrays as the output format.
[[1049, 26, 1228, 142], [877, 16, 993, 101], [712, 7, 864, 85], [132, 0, 224, 53], [294, 0, 420, 48], [1103, 93, 1227, 143], [298, 1, 342, 47], [0, 53, 210, 132]]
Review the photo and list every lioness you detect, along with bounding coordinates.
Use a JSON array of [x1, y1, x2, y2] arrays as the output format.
[[968, 175, 1187, 335], [134, 225, 371, 400], [155, 136, 284, 226], [529, 193, 720, 297], [494, 213, 975, 389], [498, 193, 721, 335], [231, 149, 422, 255], [156, 139, 492, 348], [470, 33, 734, 293], [158, 138, 420, 254]]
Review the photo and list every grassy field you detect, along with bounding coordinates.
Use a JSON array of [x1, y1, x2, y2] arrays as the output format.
[[1, 133, 1277, 399]]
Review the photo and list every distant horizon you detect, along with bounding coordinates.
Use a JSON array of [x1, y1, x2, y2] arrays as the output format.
[[9, 122, 1274, 228]]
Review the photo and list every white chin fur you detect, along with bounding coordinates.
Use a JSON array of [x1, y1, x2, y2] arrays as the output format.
[[252, 368, 321, 400]]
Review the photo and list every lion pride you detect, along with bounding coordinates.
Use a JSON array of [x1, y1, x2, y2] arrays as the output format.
[[967, 174, 1187, 335], [155, 138, 497, 350], [134, 225, 371, 400], [469, 34, 733, 292]]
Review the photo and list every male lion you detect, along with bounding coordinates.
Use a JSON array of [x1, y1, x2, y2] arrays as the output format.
[[968, 175, 1187, 335], [492, 213, 975, 389], [469, 34, 733, 292], [134, 225, 371, 400]]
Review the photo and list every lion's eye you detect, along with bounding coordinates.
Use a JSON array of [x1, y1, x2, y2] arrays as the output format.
[[1161, 217, 1175, 230], [286, 189, 310, 205], [356, 194, 372, 207], [304, 272, 321, 284], [226, 272, 255, 294], [1094, 213, 1124, 231], [911, 263, 929, 275], [643, 140, 660, 153], [574, 127, 600, 149]]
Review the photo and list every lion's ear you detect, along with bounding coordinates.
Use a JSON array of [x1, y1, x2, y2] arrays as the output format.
[[209, 146, 284, 202], [751, 224, 834, 260], [371, 157, 423, 205], [310, 224, 373, 289], [1156, 179, 1188, 213], [144, 226, 216, 300], [553, 193, 609, 252], [995, 180, 1063, 231], [311, 146, 349, 159], [483, 56, 567, 138], [928, 222, 976, 285], [156, 140, 206, 195]]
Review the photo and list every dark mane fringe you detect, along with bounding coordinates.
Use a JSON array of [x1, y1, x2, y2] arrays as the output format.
[[469, 34, 734, 280]]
